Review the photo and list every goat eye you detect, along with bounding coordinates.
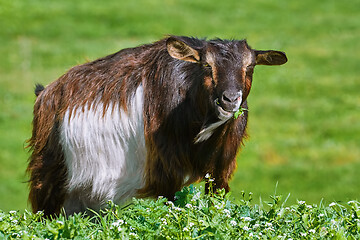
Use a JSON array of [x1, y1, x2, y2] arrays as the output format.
[[203, 63, 212, 70], [246, 66, 254, 74], [247, 65, 254, 70]]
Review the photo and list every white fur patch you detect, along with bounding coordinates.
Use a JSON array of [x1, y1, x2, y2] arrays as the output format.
[[60, 85, 146, 213], [194, 120, 228, 144]]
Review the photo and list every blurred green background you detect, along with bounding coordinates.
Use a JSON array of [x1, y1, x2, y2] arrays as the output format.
[[0, 0, 359, 212]]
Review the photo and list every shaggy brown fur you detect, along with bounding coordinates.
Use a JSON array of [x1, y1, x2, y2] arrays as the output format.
[[27, 36, 287, 216]]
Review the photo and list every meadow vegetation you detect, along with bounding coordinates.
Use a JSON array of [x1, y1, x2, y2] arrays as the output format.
[[0, 0, 359, 215], [1, 185, 360, 239]]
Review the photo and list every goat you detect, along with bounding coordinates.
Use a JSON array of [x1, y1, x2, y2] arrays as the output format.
[[27, 36, 287, 216]]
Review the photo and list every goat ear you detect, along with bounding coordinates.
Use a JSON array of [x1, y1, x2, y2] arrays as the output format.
[[255, 50, 287, 65], [166, 37, 201, 63]]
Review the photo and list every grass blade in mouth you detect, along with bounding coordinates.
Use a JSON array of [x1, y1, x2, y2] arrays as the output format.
[[233, 107, 248, 119]]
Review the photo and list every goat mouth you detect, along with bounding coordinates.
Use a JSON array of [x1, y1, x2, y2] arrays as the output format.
[[214, 99, 235, 121]]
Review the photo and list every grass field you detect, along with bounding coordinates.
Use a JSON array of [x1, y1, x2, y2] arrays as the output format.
[[1, 187, 360, 239], [0, 0, 359, 212]]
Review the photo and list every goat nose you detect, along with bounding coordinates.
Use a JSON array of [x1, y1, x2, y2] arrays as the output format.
[[221, 91, 242, 103], [219, 91, 242, 112]]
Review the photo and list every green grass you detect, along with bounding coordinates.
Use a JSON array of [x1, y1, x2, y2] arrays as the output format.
[[0, 0, 359, 212], [1, 186, 360, 239]]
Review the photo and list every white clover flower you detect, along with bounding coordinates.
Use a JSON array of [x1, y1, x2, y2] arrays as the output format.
[[223, 209, 231, 218], [36, 211, 44, 216], [158, 196, 164, 199], [307, 205, 313, 209], [298, 200, 306, 205], [252, 223, 260, 229], [9, 210, 17, 214], [161, 218, 167, 225], [223, 209, 231, 215], [309, 229, 316, 234], [249, 232, 254, 237], [191, 192, 201, 201], [329, 202, 336, 207], [242, 217, 252, 222], [185, 203, 192, 208], [183, 227, 189, 232], [189, 222, 195, 227], [319, 213, 325, 217], [242, 226, 250, 231], [112, 220, 124, 227], [215, 204, 222, 210], [205, 173, 211, 178], [129, 232, 137, 236], [300, 232, 307, 237], [265, 222, 272, 227], [209, 178, 214, 182], [230, 220, 237, 226]]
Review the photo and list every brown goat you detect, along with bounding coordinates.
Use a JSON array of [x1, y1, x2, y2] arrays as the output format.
[[27, 36, 287, 216]]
